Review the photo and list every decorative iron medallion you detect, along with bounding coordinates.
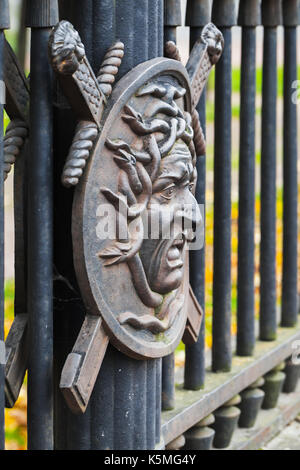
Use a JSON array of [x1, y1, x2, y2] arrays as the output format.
[[49, 20, 223, 412], [74, 57, 196, 359]]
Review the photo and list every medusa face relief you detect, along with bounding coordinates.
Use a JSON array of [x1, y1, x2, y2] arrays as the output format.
[[99, 74, 203, 336], [71, 59, 203, 358], [140, 139, 201, 296], [48, 20, 222, 413]]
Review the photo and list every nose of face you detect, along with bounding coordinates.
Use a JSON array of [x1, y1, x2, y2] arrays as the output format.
[[175, 192, 202, 236]]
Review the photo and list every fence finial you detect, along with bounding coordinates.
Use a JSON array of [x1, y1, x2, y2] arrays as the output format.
[[261, 0, 283, 27], [25, 0, 59, 27], [238, 0, 262, 26], [212, 0, 238, 27], [282, 0, 300, 26], [186, 0, 212, 27]]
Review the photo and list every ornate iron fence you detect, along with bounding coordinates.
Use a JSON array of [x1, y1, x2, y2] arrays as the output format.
[[0, 0, 299, 451]]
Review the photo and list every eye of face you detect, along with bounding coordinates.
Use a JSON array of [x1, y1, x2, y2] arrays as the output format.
[[161, 184, 176, 200]]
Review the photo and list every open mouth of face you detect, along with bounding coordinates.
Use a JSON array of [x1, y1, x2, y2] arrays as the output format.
[[166, 236, 185, 270], [144, 232, 187, 295]]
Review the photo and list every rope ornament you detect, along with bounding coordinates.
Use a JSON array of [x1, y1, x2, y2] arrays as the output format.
[[3, 119, 28, 180], [61, 120, 98, 187], [97, 41, 125, 98]]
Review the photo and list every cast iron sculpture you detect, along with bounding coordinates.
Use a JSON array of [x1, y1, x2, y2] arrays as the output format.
[[48, 20, 223, 413]]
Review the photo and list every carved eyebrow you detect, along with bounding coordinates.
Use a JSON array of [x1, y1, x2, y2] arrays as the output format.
[[152, 164, 191, 192], [160, 160, 188, 178]]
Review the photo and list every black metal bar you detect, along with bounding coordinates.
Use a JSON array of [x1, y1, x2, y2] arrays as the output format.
[[0, 0, 9, 451], [164, 0, 182, 43], [53, 0, 114, 450], [236, 0, 261, 357], [184, 0, 211, 390], [211, 0, 237, 372], [259, 0, 282, 341], [17, 0, 27, 70], [26, 0, 58, 450], [281, 0, 299, 327], [145, 359, 156, 449], [92, 0, 116, 72], [156, 358, 162, 445], [161, 0, 182, 408], [162, 353, 175, 410], [68, 0, 163, 450]]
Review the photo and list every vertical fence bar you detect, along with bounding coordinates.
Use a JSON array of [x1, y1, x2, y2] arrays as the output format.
[[211, 0, 237, 372], [87, 0, 163, 450], [164, 0, 182, 43], [26, 0, 58, 450], [53, 0, 114, 450], [259, 0, 282, 341], [281, 0, 299, 327], [184, 0, 211, 390], [236, 0, 261, 357], [161, 0, 182, 411], [162, 352, 175, 410], [0, 0, 9, 451], [17, 0, 27, 70]]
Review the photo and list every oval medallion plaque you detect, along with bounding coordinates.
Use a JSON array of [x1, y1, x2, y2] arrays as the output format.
[[49, 20, 223, 412], [73, 58, 200, 359]]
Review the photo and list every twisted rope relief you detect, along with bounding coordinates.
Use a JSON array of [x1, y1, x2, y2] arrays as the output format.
[[97, 41, 124, 98], [3, 119, 28, 180], [59, 38, 124, 187], [61, 121, 98, 187]]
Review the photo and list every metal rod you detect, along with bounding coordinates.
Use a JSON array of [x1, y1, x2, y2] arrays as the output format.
[[185, 89, 206, 388], [156, 358, 162, 444], [0, 0, 9, 450], [17, 0, 27, 70], [212, 27, 232, 371], [164, 0, 182, 43], [87, 0, 164, 450], [259, 26, 278, 341], [162, 353, 175, 409], [0, 30, 6, 454], [184, 0, 211, 388], [236, 26, 257, 356], [162, 0, 182, 406], [90, 344, 115, 450], [27, 27, 54, 450], [26, 0, 58, 449], [281, 26, 298, 327]]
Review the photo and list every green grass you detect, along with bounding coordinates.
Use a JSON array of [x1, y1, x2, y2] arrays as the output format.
[[5, 279, 15, 322], [5, 428, 26, 448], [4, 30, 18, 53]]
